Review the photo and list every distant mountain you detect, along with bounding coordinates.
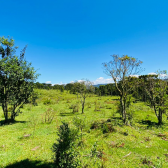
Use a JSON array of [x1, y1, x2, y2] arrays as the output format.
[[93, 83, 108, 88]]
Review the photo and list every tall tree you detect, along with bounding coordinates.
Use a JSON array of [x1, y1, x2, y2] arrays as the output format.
[[103, 55, 143, 124], [0, 36, 39, 123]]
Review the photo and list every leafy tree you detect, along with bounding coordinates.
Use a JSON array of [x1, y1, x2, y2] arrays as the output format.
[[139, 71, 168, 125], [0, 36, 39, 123], [73, 80, 94, 114], [103, 55, 143, 124]]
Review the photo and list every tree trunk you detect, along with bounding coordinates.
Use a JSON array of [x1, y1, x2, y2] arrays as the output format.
[[3, 102, 8, 123], [82, 102, 84, 114], [120, 98, 123, 118], [10, 112, 15, 122], [158, 108, 163, 125], [120, 97, 126, 124], [10, 105, 17, 122], [82, 97, 85, 114]]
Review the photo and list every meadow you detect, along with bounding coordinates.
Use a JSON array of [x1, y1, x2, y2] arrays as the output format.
[[0, 89, 168, 168]]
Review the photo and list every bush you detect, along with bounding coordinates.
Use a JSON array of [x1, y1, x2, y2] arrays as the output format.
[[41, 108, 56, 124], [101, 123, 116, 134], [106, 105, 112, 109], [66, 99, 71, 103], [69, 103, 79, 113], [94, 101, 101, 111], [43, 98, 53, 105], [86, 102, 92, 108], [90, 120, 101, 129], [52, 121, 80, 168], [90, 120, 116, 134]]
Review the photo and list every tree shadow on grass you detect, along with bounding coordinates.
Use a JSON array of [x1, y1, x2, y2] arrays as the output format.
[[4, 159, 54, 168], [138, 120, 159, 128], [111, 116, 122, 120], [58, 112, 80, 116], [110, 116, 124, 127], [0, 120, 27, 127]]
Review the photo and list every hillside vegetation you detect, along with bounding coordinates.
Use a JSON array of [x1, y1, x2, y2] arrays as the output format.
[[1, 89, 168, 168]]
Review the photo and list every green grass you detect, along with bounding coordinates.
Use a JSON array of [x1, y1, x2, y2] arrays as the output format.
[[0, 89, 168, 167]]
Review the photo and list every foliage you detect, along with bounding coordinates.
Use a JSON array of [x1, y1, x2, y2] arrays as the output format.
[[0, 36, 39, 123], [26, 90, 39, 106], [73, 80, 94, 114], [103, 54, 143, 124], [139, 71, 168, 124], [52, 121, 80, 168]]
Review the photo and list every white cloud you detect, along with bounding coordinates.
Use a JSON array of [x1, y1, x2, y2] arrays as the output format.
[[148, 72, 157, 75], [51, 82, 66, 86], [45, 81, 51, 84], [148, 72, 168, 79], [159, 74, 167, 78], [129, 75, 139, 78], [77, 80, 85, 83], [92, 77, 114, 85]]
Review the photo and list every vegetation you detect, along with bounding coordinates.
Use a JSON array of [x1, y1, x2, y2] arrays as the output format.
[[0, 89, 168, 168], [139, 72, 168, 125], [72, 80, 94, 114], [52, 121, 80, 168], [103, 55, 143, 124], [0, 37, 168, 167], [0, 37, 39, 123]]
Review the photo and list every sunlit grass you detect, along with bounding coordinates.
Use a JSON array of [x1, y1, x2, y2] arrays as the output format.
[[0, 89, 168, 167]]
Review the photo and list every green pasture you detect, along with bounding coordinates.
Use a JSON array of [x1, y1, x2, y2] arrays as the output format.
[[0, 89, 168, 168]]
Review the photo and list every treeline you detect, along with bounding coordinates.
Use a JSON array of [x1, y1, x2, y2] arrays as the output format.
[[34, 82, 120, 96], [34, 79, 168, 100]]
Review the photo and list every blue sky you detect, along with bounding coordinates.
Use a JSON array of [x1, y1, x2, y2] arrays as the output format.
[[1, 0, 168, 85]]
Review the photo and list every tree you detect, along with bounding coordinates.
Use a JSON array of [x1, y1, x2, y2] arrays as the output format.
[[73, 80, 94, 114], [0, 36, 39, 123], [103, 55, 143, 124], [139, 71, 168, 125]]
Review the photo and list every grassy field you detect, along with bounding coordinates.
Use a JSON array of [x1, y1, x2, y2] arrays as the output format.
[[0, 89, 168, 168]]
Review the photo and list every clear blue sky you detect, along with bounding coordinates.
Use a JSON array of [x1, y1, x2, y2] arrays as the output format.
[[1, 0, 168, 85]]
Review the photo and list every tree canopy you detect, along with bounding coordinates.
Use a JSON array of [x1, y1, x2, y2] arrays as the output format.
[[0, 36, 39, 123]]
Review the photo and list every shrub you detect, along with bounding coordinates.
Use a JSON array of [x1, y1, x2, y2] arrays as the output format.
[[66, 99, 71, 103], [90, 120, 116, 134], [101, 123, 116, 134], [86, 102, 92, 108], [69, 103, 79, 113], [43, 98, 53, 105], [73, 117, 86, 143], [73, 117, 86, 131], [94, 101, 101, 111], [52, 121, 80, 168], [106, 105, 112, 109], [41, 108, 56, 124], [90, 120, 101, 129]]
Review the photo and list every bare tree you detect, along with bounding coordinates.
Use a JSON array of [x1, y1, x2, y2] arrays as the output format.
[[103, 55, 143, 124]]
